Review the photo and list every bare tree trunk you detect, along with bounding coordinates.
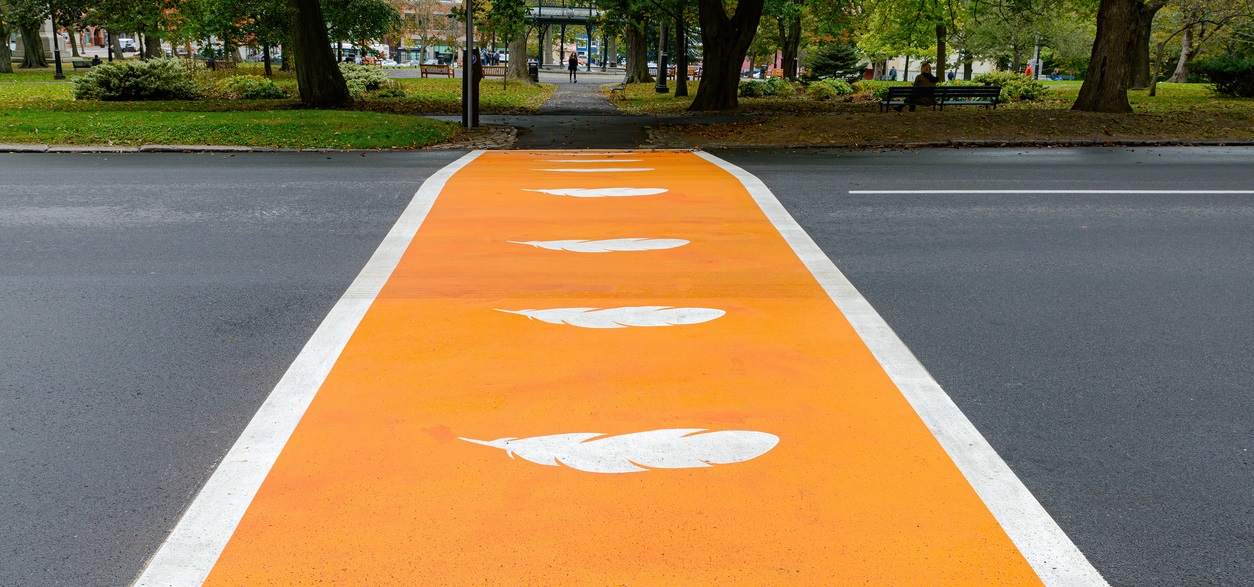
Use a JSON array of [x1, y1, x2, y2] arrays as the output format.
[[675, 13, 688, 97], [935, 24, 946, 81], [263, 45, 273, 77], [624, 17, 653, 83], [1074, 0, 1136, 112], [110, 34, 125, 60], [0, 24, 13, 73], [778, 13, 800, 80], [688, 0, 765, 111], [507, 31, 530, 82], [145, 34, 162, 59], [20, 25, 49, 68], [68, 28, 80, 57], [1168, 25, 1193, 83], [288, 0, 351, 106], [963, 51, 973, 80], [1128, 0, 1165, 89]]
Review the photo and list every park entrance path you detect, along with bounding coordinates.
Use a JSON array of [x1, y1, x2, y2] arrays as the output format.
[[134, 150, 1102, 587], [504, 70, 650, 150]]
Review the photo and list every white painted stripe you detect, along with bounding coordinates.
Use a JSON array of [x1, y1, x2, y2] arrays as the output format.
[[537, 168, 653, 173], [698, 151, 1110, 587], [851, 189, 1254, 194], [543, 159, 645, 163], [131, 150, 486, 587]]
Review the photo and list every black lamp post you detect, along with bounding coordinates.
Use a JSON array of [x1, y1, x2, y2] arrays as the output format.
[[49, 7, 64, 79], [654, 22, 668, 93]]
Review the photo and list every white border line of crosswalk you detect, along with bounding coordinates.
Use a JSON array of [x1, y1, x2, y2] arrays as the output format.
[[851, 189, 1254, 194], [131, 150, 485, 587], [700, 151, 1110, 587]]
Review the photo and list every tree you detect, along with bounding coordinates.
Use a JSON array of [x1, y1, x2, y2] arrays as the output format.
[[688, 0, 766, 111], [0, 0, 15, 73], [485, 0, 530, 83], [324, 0, 404, 55], [1073, 0, 1140, 112], [765, 0, 802, 80], [289, 0, 351, 105], [804, 41, 861, 79], [241, 0, 289, 76], [10, 0, 49, 68]]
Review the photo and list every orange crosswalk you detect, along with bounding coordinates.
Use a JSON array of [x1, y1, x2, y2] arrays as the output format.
[[189, 151, 1050, 585]]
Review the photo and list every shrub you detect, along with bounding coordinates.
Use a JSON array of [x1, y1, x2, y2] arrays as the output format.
[[804, 43, 864, 80], [338, 62, 390, 91], [373, 85, 407, 98], [1191, 56, 1254, 97], [214, 75, 289, 99], [851, 79, 907, 101], [807, 77, 853, 100], [972, 70, 1050, 101], [71, 59, 199, 101]]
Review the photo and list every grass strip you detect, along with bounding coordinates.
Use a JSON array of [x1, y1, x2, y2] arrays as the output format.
[[0, 109, 457, 149]]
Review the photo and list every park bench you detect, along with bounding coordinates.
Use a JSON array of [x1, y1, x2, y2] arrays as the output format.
[[421, 63, 452, 78], [71, 59, 92, 69], [482, 65, 507, 78], [879, 85, 1001, 112], [766, 68, 784, 79]]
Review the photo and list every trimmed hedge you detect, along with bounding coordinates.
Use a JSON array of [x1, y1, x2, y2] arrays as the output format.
[[71, 59, 199, 101], [972, 71, 1050, 101]]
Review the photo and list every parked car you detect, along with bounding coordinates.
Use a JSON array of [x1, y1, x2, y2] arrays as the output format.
[[380, 59, 397, 66]]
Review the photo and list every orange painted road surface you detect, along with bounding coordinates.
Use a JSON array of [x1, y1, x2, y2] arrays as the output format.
[[203, 151, 1044, 586]]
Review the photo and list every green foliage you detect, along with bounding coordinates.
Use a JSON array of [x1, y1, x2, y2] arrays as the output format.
[[1191, 56, 1254, 98], [71, 59, 200, 101], [805, 43, 864, 80], [739, 77, 799, 97], [215, 75, 289, 99], [973, 71, 1050, 101], [339, 62, 391, 91], [807, 78, 853, 100], [851, 79, 907, 101], [324, 0, 405, 48]]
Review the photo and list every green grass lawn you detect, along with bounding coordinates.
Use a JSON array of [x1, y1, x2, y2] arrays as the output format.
[[0, 67, 554, 148]]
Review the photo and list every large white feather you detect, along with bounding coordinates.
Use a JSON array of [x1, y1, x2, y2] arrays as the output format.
[[508, 238, 689, 253], [497, 306, 724, 328], [460, 429, 780, 473], [536, 168, 653, 173], [522, 188, 668, 198], [542, 159, 644, 163]]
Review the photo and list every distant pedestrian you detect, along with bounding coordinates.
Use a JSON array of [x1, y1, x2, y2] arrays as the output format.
[[568, 53, 579, 82], [947, 70, 955, 81], [888, 66, 897, 81], [1025, 64, 1033, 77]]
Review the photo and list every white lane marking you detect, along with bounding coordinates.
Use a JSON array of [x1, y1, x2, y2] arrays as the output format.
[[508, 238, 689, 253], [537, 168, 653, 173], [460, 429, 779, 474], [543, 159, 645, 163], [497, 306, 725, 328], [131, 151, 486, 587], [850, 189, 1254, 194], [523, 188, 667, 198], [698, 152, 1110, 587]]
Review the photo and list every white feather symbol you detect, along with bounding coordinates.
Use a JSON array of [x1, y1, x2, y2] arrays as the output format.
[[522, 188, 668, 198], [542, 159, 644, 163], [459, 429, 779, 473], [508, 238, 689, 253], [536, 168, 653, 173], [497, 306, 724, 328]]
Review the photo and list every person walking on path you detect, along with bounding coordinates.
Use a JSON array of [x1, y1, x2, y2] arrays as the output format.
[[568, 53, 579, 83]]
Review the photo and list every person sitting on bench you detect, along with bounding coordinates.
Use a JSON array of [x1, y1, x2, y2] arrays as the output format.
[[896, 62, 938, 112]]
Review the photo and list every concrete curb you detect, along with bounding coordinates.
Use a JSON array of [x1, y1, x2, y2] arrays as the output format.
[[694, 138, 1254, 151]]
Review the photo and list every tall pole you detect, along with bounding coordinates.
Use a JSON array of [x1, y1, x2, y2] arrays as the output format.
[[106, 28, 113, 62], [653, 21, 668, 93], [49, 9, 64, 80], [462, 0, 475, 128]]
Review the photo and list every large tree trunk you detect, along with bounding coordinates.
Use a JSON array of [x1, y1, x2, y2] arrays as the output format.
[[507, 31, 530, 82], [962, 51, 973, 80], [675, 14, 689, 97], [1073, 0, 1136, 113], [777, 12, 800, 80], [20, 25, 49, 68], [624, 17, 653, 83], [1128, 0, 1165, 88], [263, 45, 273, 77], [145, 34, 162, 59], [688, 0, 765, 111], [110, 33, 125, 60], [288, 0, 351, 106], [0, 24, 13, 73], [935, 24, 946, 81], [1168, 25, 1193, 83]]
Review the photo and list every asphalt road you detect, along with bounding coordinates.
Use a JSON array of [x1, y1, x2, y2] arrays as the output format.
[[1, 147, 1250, 586]]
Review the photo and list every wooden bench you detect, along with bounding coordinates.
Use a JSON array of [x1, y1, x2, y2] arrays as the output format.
[[766, 68, 784, 79], [482, 65, 507, 78], [71, 59, 92, 69], [420, 63, 452, 78], [879, 85, 1001, 112]]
